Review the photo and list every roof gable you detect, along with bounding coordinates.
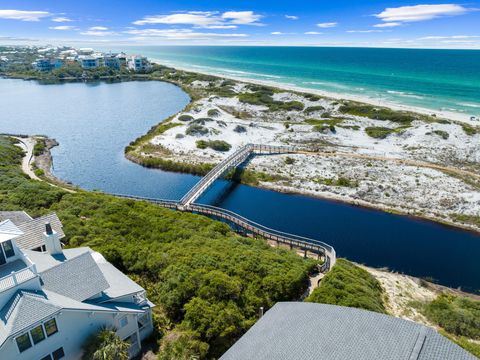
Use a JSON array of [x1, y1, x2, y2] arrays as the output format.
[[15, 213, 65, 250], [40, 252, 109, 302]]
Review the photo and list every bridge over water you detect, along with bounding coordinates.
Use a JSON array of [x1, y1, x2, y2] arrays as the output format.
[[113, 144, 336, 272]]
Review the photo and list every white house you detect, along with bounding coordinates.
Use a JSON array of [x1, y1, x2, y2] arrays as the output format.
[[127, 55, 151, 72], [0, 212, 154, 360]]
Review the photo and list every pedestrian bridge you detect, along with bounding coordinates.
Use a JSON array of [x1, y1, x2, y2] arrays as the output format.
[[112, 144, 336, 272]]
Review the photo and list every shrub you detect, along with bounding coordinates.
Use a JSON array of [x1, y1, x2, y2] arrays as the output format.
[[304, 106, 325, 114], [186, 124, 209, 136], [461, 123, 477, 136], [306, 259, 386, 313], [196, 140, 232, 152], [432, 130, 449, 140], [33, 139, 46, 156], [423, 294, 480, 339], [285, 157, 295, 165], [233, 125, 247, 133], [178, 114, 194, 122], [207, 109, 220, 117], [82, 328, 129, 360], [175, 133, 185, 139], [339, 103, 421, 124], [365, 127, 396, 139]]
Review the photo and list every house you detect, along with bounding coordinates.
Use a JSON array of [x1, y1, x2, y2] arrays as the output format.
[[103, 53, 121, 70], [127, 55, 151, 72], [32, 59, 63, 72], [77, 56, 99, 70], [221, 302, 476, 360], [0, 212, 154, 360]]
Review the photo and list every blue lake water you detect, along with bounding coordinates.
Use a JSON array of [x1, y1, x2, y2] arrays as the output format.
[[0, 78, 479, 293], [106, 46, 480, 118]]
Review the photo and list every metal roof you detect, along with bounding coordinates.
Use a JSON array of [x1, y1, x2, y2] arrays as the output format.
[[220, 302, 476, 360], [40, 252, 109, 302], [15, 213, 65, 250]]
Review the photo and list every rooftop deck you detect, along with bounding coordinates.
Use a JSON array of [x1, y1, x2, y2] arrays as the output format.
[[0, 258, 38, 293]]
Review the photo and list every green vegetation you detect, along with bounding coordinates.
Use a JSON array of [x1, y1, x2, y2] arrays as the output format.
[[178, 115, 193, 122], [186, 124, 209, 136], [238, 91, 304, 112], [423, 294, 480, 339], [0, 136, 315, 359], [432, 130, 449, 140], [315, 177, 358, 188], [306, 259, 386, 313], [196, 140, 232, 152], [365, 127, 396, 139], [442, 332, 480, 358], [449, 213, 480, 227], [304, 106, 325, 114], [339, 102, 430, 124], [207, 109, 220, 117], [33, 138, 46, 156], [285, 157, 295, 165], [305, 118, 344, 126], [304, 93, 321, 101], [461, 123, 478, 136], [82, 328, 129, 360]]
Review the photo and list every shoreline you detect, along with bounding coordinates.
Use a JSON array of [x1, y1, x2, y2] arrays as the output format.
[[150, 58, 477, 124]]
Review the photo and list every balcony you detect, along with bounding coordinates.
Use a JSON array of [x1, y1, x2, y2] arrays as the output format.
[[0, 254, 38, 293]]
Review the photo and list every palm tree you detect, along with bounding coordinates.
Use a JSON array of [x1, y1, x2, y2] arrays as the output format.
[[82, 327, 130, 360]]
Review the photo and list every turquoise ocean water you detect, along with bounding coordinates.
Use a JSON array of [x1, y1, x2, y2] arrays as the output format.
[[106, 46, 480, 117]]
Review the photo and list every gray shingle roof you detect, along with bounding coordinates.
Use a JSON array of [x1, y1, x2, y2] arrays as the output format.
[[0, 211, 32, 225], [15, 213, 65, 250], [40, 252, 109, 302], [220, 302, 476, 360], [0, 290, 60, 344]]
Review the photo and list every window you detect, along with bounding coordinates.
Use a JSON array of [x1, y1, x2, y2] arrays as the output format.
[[15, 333, 32, 353], [44, 318, 58, 337], [30, 324, 46, 344], [119, 316, 128, 328], [2, 240, 15, 258], [40, 355, 52, 360], [138, 312, 150, 329], [52, 347, 65, 360]]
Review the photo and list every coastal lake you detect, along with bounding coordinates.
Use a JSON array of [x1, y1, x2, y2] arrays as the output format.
[[1, 79, 479, 292]]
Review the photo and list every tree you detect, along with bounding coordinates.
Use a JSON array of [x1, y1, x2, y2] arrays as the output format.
[[82, 328, 130, 360]]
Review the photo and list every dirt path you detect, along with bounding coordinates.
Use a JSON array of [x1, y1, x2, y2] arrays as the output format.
[[13, 136, 41, 181]]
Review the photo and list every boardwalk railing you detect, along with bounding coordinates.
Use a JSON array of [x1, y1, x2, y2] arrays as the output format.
[[180, 144, 300, 207], [110, 143, 337, 272], [110, 194, 336, 272]]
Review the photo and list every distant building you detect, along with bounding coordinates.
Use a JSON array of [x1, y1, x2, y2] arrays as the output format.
[[103, 53, 121, 70], [77, 48, 94, 56], [0, 212, 154, 360], [127, 55, 151, 71], [32, 59, 63, 72], [0, 56, 8, 71], [221, 302, 476, 360], [116, 53, 128, 67]]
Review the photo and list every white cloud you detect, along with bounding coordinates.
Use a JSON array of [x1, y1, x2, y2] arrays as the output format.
[[305, 31, 322, 35], [80, 30, 116, 36], [49, 25, 76, 31], [89, 26, 109, 30], [0, 9, 51, 21], [418, 35, 480, 40], [124, 28, 247, 40], [51, 17, 72, 23], [375, 4, 468, 23], [271, 31, 284, 35], [347, 29, 386, 33], [285, 15, 299, 20], [133, 11, 262, 27], [317, 22, 337, 28], [222, 11, 263, 25], [374, 22, 401, 28]]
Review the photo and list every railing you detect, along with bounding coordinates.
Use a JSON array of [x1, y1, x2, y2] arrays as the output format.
[[0, 264, 38, 293], [108, 143, 337, 272], [188, 204, 335, 272]]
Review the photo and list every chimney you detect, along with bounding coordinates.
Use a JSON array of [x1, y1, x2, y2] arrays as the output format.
[[259, 307, 264, 318], [44, 222, 63, 255]]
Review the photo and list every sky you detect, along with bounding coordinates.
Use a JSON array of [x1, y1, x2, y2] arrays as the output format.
[[0, 1, 479, 49]]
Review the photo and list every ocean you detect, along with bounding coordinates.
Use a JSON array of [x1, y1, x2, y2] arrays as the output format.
[[104, 46, 480, 118]]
